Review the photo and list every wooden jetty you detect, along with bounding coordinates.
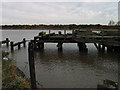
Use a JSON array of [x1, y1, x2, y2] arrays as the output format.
[[10, 38, 26, 51], [0, 38, 10, 47], [31, 29, 120, 52]]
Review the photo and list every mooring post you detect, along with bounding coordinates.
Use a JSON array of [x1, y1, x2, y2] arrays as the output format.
[[72, 30, 74, 40], [64, 30, 66, 40], [6, 38, 9, 47], [57, 42, 63, 51], [10, 42, 14, 51], [18, 44, 21, 49], [98, 44, 101, 51], [28, 42, 37, 89], [102, 45, 105, 52], [23, 38, 26, 47], [41, 42, 44, 49], [49, 30, 51, 40], [77, 42, 87, 51], [58, 31, 62, 35]]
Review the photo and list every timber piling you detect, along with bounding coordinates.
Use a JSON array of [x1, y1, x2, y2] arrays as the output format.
[[0, 38, 10, 47], [10, 38, 26, 51]]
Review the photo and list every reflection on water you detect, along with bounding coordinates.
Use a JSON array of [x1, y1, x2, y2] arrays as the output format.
[[1, 30, 118, 88]]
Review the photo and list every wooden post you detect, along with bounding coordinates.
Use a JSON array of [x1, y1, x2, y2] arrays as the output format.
[[57, 42, 63, 51], [49, 30, 50, 40], [23, 38, 26, 47], [102, 45, 105, 52], [77, 42, 87, 51], [10, 42, 14, 51], [6, 38, 9, 47], [98, 44, 101, 51], [41, 42, 44, 49], [58, 31, 62, 35], [64, 30, 66, 40], [18, 44, 21, 49], [72, 30, 74, 40], [28, 42, 36, 89]]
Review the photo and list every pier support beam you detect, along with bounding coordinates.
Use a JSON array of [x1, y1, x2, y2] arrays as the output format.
[[102, 45, 105, 52], [38, 42, 44, 50], [57, 42, 63, 51], [77, 42, 87, 51]]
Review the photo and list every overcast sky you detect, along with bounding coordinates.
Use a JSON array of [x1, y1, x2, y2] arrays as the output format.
[[1, 2, 119, 25]]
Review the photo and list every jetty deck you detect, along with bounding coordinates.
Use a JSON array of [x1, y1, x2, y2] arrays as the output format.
[[31, 29, 120, 52]]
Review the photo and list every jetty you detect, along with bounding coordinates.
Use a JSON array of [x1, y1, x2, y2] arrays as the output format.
[[31, 28, 120, 52]]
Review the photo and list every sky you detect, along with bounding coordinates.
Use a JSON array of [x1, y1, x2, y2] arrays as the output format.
[[1, 1, 119, 25]]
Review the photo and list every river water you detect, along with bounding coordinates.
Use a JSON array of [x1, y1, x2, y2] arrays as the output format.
[[1, 30, 118, 88]]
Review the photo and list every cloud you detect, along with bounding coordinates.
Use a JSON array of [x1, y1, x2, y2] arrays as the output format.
[[2, 2, 118, 25], [1, 0, 120, 2]]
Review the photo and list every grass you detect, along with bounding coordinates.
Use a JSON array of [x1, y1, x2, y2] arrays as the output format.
[[2, 51, 30, 89]]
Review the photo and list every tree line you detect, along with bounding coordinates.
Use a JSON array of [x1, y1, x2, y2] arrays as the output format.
[[1, 24, 119, 30]]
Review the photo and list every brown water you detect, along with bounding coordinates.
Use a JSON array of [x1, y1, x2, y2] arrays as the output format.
[[1, 30, 118, 88]]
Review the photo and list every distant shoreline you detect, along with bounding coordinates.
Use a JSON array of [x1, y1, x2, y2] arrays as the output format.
[[1, 28, 70, 30], [1, 24, 119, 30]]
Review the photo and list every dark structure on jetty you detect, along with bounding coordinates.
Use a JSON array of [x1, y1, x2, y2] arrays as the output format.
[[31, 28, 120, 52]]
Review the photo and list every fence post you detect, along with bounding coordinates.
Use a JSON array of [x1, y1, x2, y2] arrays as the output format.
[[28, 42, 37, 89]]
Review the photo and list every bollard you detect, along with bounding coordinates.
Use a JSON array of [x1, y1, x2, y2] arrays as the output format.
[[18, 44, 21, 49], [6, 38, 9, 47], [57, 42, 63, 51], [58, 31, 62, 35], [10, 42, 14, 51], [23, 38, 26, 47]]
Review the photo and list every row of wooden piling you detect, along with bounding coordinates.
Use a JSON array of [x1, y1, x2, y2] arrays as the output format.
[[94, 43, 120, 52], [0, 38, 26, 51]]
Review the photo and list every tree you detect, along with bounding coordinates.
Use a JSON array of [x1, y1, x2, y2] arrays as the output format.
[[108, 20, 115, 25]]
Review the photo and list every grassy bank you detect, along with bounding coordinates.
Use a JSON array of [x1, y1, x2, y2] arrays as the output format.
[[2, 51, 30, 89]]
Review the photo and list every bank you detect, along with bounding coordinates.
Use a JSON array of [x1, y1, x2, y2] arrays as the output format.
[[2, 51, 30, 89]]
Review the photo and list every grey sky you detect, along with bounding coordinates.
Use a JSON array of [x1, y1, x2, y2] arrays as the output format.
[[2, 2, 118, 25]]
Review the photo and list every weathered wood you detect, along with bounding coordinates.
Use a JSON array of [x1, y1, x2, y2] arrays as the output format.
[[23, 38, 26, 47], [57, 42, 63, 51], [77, 42, 87, 51], [10, 38, 26, 51], [32, 29, 120, 52], [64, 30, 66, 40], [10, 42, 14, 51], [28, 42, 36, 89], [18, 44, 21, 49], [49, 30, 51, 40], [58, 31, 62, 35], [0, 38, 10, 47], [6, 38, 9, 47]]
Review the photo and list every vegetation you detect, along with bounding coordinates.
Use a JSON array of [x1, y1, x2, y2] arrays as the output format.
[[2, 51, 30, 89], [1, 24, 119, 30]]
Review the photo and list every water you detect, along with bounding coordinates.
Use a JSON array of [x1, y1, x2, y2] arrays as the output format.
[[1, 30, 118, 88]]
